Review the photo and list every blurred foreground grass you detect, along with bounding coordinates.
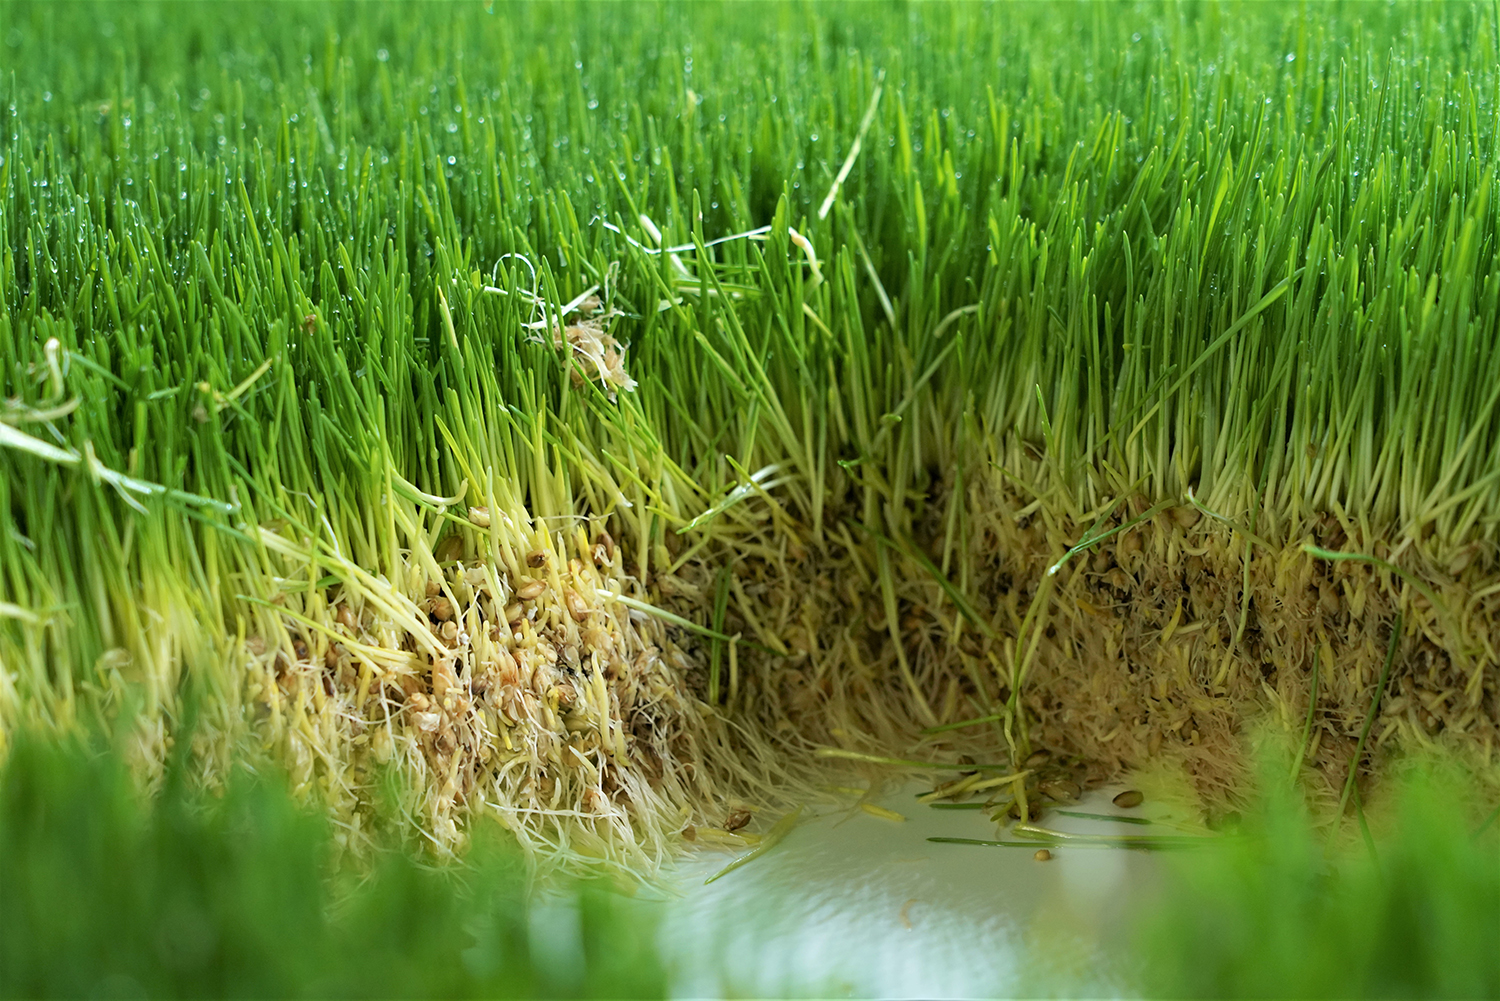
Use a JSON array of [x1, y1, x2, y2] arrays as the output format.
[[5, 729, 1496, 999], [1131, 761, 1500, 999], [0, 729, 664, 1000]]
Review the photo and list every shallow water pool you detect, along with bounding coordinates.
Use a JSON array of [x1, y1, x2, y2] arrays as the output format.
[[648, 783, 1171, 998]]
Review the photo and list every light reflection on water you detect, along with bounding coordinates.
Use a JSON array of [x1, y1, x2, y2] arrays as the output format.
[[651, 784, 1163, 998]]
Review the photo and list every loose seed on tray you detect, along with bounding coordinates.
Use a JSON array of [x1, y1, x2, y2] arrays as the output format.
[[1039, 778, 1081, 802], [1113, 789, 1145, 808]]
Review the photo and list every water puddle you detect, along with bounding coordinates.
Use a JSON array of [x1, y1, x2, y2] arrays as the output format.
[[646, 783, 1171, 998]]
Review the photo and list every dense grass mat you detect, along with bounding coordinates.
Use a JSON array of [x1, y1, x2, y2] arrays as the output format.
[[3, 1, 1500, 863]]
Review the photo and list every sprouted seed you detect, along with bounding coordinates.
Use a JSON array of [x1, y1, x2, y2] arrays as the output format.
[[860, 803, 907, 822], [693, 827, 760, 848], [916, 771, 992, 803], [704, 807, 803, 884]]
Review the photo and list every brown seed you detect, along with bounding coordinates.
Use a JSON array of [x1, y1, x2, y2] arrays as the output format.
[[517, 579, 546, 601], [526, 549, 548, 568], [430, 596, 454, 621], [505, 602, 524, 625], [425, 579, 442, 598], [594, 531, 615, 560], [1121, 530, 1142, 555], [1039, 779, 1081, 802], [1172, 505, 1201, 529], [336, 604, 357, 631], [435, 535, 463, 563], [436, 669, 461, 711], [1024, 750, 1051, 769], [1008, 801, 1044, 824], [565, 588, 589, 622], [1033, 849, 1052, 862], [1448, 543, 1479, 577], [1113, 789, 1145, 809], [724, 808, 752, 832], [324, 645, 342, 670], [1319, 582, 1341, 617], [681, 825, 697, 842]]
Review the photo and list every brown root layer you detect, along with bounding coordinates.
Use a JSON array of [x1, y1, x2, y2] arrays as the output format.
[[705, 481, 1500, 817], [233, 512, 795, 877], [102, 475, 1500, 871]]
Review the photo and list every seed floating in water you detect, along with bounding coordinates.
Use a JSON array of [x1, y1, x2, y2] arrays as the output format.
[[1113, 789, 1145, 808]]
